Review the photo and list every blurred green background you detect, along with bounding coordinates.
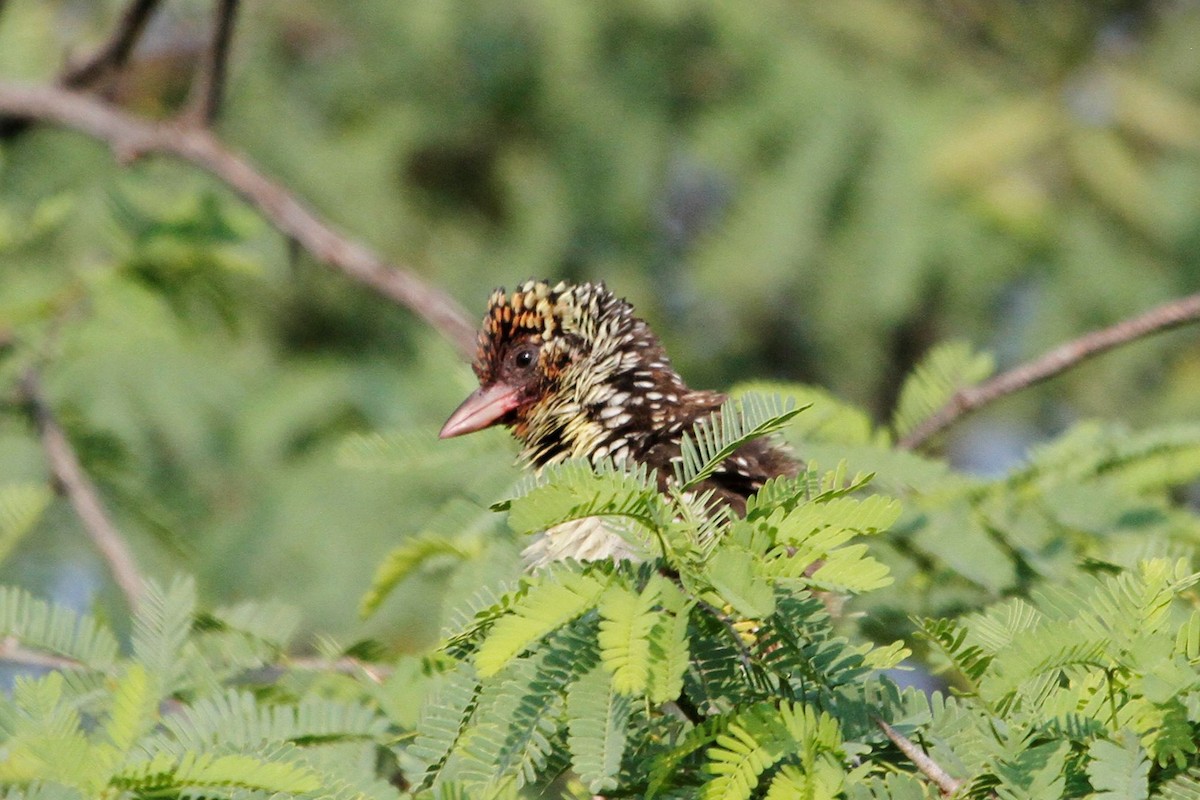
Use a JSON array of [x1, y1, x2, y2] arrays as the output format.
[[1, 0, 1199, 648]]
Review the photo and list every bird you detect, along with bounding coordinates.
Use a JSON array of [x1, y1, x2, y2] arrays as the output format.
[[440, 279, 799, 564]]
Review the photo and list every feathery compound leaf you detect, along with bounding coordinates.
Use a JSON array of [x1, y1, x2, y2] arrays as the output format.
[[505, 459, 659, 536], [701, 703, 843, 800], [0, 585, 118, 669], [646, 591, 693, 705], [104, 664, 157, 752], [114, 751, 320, 795], [597, 582, 660, 696], [994, 740, 1069, 799], [0, 483, 52, 565], [1158, 770, 1200, 800], [203, 598, 301, 650], [891, 341, 993, 440], [132, 576, 196, 688], [567, 663, 631, 794], [675, 394, 804, 491], [474, 567, 610, 677], [1087, 735, 1149, 800], [451, 653, 564, 794], [409, 663, 482, 788], [155, 689, 387, 754], [360, 533, 474, 619]]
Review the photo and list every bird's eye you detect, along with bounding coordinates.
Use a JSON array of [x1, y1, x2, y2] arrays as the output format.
[[514, 347, 536, 369]]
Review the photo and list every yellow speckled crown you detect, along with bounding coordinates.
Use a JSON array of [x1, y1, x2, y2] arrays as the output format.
[[474, 279, 626, 380]]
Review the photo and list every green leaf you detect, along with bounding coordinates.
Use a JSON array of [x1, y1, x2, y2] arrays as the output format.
[[1087, 735, 1149, 800], [597, 581, 660, 696], [409, 662, 482, 788], [567, 663, 630, 794], [995, 740, 1068, 800], [646, 593, 693, 705], [132, 576, 197, 690], [474, 567, 610, 677], [708, 547, 775, 619], [104, 663, 157, 752], [0, 585, 119, 669], [115, 751, 321, 794], [891, 341, 993, 440], [675, 394, 805, 491], [359, 533, 474, 619], [0, 483, 52, 565], [452, 654, 564, 794], [505, 459, 659, 537]]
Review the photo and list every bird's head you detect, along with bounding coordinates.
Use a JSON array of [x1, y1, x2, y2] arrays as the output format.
[[440, 279, 687, 466]]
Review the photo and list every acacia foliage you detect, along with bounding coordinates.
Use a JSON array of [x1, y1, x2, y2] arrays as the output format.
[[366, 376, 1200, 798], [1, 354, 1200, 797]]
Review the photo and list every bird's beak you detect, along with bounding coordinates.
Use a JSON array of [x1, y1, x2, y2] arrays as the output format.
[[439, 382, 523, 439]]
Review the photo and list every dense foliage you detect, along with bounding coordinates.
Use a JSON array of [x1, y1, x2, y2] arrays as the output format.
[[1, 1, 1200, 797]]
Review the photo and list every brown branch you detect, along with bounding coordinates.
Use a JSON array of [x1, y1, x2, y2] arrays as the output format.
[[0, 81, 477, 358], [62, 0, 164, 90], [876, 718, 962, 796], [899, 292, 1200, 450], [182, 0, 240, 126], [0, 636, 86, 672], [18, 371, 144, 611]]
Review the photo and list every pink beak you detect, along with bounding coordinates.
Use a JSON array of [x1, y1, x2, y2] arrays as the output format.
[[439, 382, 523, 439]]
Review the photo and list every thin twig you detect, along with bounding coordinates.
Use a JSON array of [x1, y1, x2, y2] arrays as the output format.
[[18, 371, 144, 611], [62, 0, 164, 89], [0, 636, 86, 672], [0, 81, 476, 358], [876, 718, 962, 796], [899, 292, 1200, 450], [284, 655, 393, 683], [183, 0, 240, 126]]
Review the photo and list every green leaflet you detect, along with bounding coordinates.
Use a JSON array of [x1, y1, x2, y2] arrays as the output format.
[[674, 393, 806, 491], [701, 703, 844, 800], [103, 664, 156, 753], [1087, 735, 1150, 800], [359, 532, 476, 619], [131, 576, 197, 692], [597, 581, 660, 696], [474, 567, 610, 677], [890, 340, 994, 441], [567, 664, 631, 794], [0, 586, 119, 670], [0, 483, 52, 565], [503, 459, 660, 536]]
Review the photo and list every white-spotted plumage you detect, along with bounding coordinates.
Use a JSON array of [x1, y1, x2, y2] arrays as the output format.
[[447, 279, 799, 565]]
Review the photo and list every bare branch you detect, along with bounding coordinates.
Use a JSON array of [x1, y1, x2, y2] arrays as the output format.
[[183, 0, 240, 126], [62, 0, 165, 90], [899, 292, 1200, 450], [0, 636, 86, 672], [18, 370, 144, 612], [0, 81, 477, 358], [876, 718, 962, 796]]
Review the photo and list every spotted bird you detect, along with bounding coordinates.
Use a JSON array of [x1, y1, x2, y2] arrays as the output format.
[[441, 279, 798, 564]]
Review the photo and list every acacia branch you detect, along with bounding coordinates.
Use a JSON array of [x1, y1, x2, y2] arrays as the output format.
[[19, 371, 144, 611], [62, 0, 164, 89], [183, 0, 239, 126], [0, 81, 477, 358], [0, 636, 86, 672], [899, 292, 1200, 450], [876, 718, 962, 796]]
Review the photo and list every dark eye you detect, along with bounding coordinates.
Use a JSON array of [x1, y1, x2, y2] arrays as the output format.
[[514, 347, 536, 369]]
